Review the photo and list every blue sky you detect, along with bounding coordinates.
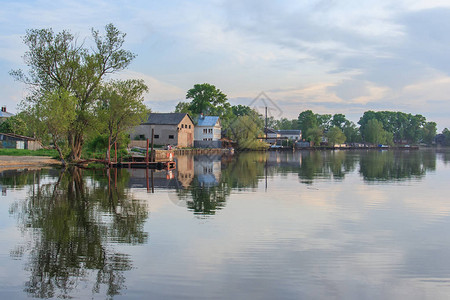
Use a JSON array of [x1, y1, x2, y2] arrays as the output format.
[[1, 0, 450, 130]]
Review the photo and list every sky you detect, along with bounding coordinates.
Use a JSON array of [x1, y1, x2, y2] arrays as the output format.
[[1, 0, 450, 130]]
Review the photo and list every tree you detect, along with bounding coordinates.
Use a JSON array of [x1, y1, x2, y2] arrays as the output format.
[[275, 118, 299, 130], [0, 114, 27, 135], [231, 105, 253, 117], [316, 114, 332, 131], [297, 110, 318, 135], [306, 127, 323, 146], [327, 126, 346, 146], [11, 24, 135, 162], [97, 79, 149, 157], [364, 119, 393, 145], [331, 113, 348, 130], [228, 115, 268, 150], [183, 83, 232, 121], [174, 102, 192, 115], [421, 121, 437, 145], [358, 110, 426, 144], [28, 89, 77, 164], [342, 121, 361, 143], [442, 128, 450, 146]]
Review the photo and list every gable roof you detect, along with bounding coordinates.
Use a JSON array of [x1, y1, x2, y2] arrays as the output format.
[[0, 132, 36, 141], [143, 113, 193, 125], [197, 116, 220, 127]]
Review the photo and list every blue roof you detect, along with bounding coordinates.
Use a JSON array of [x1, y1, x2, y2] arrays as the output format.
[[0, 111, 14, 118], [197, 116, 220, 127]]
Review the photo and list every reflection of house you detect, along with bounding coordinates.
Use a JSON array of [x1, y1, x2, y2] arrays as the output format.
[[194, 115, 222, 148], [175, 155, 194, 188], [131, 113, 194, 147], [0, 133, 42, 150], [0, 106, 13, 122], [194, 155, 222, 187]]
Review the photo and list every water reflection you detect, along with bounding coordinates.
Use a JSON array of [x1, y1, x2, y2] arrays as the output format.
[[164, 150, 438, 214], [5, 167, 148, 298], [1, 149, 446, 298]]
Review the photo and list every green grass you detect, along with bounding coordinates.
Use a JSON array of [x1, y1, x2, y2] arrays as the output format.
[[0, 148, 59, 158]]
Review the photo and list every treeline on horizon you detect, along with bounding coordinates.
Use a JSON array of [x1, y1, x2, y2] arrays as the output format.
[[173, 83, 447, 147]]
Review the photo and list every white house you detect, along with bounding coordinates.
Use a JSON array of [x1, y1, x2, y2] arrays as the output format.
[[194, 115, 222, 148], [266, 129, 302, 144], [277, 130, 302, 141]]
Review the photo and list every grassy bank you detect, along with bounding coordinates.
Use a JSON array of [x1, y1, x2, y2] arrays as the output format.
[[0, 148, 59, 158]]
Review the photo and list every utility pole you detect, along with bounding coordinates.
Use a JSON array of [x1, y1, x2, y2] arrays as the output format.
[[265, 106, 268, 139]]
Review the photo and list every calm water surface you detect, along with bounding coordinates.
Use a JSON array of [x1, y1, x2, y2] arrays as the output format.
[[1, 149, 450, 299]]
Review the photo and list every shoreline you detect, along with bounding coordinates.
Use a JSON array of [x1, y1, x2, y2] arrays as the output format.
[[0, 155, 61, 169]]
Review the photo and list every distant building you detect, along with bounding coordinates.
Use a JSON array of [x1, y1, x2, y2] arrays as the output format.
[[0, 133, 42, 150], [131, 113, 194, 147], [266, 129, 302, 144], [0, 106, 14, 122], [194, 115, 222, 148], [277, 130, 302, 141]]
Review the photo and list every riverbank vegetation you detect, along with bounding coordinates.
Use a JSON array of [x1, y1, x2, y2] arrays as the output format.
[[9, 24, 148, 165]]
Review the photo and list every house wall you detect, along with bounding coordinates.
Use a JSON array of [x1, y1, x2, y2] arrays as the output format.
[[132, 124, 178, 145], [194, 125, 221, 141], [131, 115, 194, 147], [176, 115, 194, 147]]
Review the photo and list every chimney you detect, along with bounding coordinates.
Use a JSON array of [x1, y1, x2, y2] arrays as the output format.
[[1, 106, 5, 113]]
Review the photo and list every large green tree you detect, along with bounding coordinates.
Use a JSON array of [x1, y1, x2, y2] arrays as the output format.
[[306, 127, 323, 146], [0, 114, 28, 135], [97, 79, 149, 157], [327, 126, 346, 146], [358, 111, 426, 144], [364, 119, 393, 145], [31, 89, 77, 164], [11, 24, 135, 162], [421, 121, 437, 145], [228, 115, 268, 150], [181, 83, 232, 122], [297, 110, 318, 135]]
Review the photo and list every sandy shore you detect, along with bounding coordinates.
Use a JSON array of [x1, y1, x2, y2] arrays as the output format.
[[0, 155, 61, 169]]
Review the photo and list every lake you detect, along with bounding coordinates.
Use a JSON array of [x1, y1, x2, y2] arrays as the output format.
[[1, 149, 450, 299]]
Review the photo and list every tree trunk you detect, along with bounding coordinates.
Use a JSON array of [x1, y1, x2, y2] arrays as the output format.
[[68, 133, 84, 162]]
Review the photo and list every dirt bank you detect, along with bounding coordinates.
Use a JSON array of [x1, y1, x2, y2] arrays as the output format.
[[0, 155, 61, 169]]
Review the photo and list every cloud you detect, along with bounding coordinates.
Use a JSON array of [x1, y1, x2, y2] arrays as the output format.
[[1, 0, 450, 128]]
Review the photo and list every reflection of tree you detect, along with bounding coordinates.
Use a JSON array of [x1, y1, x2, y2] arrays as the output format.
[[294, 151, 358, 184], [359, 150, 436, 181], [182, 178, 230, 215], [9, 167, 148, 299], [221, 152, 266, 189]]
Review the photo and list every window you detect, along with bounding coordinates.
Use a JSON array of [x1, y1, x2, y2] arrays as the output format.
[[208, 128, 213, 134], [139, 134, 145, 140], [203, 138, 208, 141], [181, 124, 184, 128], [189, 125, 191, 129], [154, 134, 159, 139], [203, 129, 207, 134], [169, 135, 174, 139]]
